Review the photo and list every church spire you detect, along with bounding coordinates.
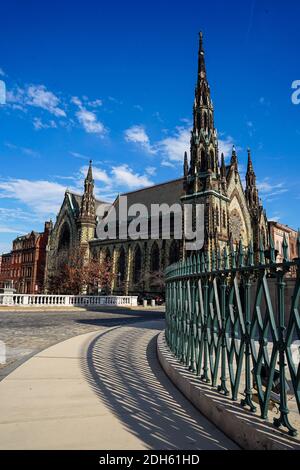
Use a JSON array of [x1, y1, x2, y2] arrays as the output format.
[[198, 31, 206, 80], [230, 145, 238, 170], [184, 31, 218, 186], [80, 160, 96, 221], [220, 152, 226, 178], [183, 151, 188, 177], [86, 159, 93, 182], [245, 148, 259, 211]]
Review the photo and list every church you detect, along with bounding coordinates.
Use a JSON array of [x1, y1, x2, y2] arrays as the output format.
[[45, 33, 269, 296]]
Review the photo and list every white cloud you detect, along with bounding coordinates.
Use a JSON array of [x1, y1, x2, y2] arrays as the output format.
[[157, 126, 190, 162], [5, 142, 39, 157], [7, 84, 66, 118], [257, 178, 288, 201], [0, 68, 5, 77], [0, 207, 40, 223], [71, 96, 82, 106], [145, 166, 156, 176], [0, 178, 68, 216], [0, 226, 26, 234], [111, 164, 153, 189], [124, 125, 155, 154], [134, 104, 143, 111], [88, 98, 102, 108], [80, 165, 110, 185], [71, 96, 106, 136], [26, 85, 66, 117], [161, 160, 176, 168], [33, 117, 57, 130], [76, 108, 106, 135], [218, 136, 235, 160], [69, 151, 91, 161]]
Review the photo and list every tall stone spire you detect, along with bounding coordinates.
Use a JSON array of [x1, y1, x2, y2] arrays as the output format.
[[220, 152, 226, 178], [198, 31, 206, 80], [80, 160, 96, 222], [193, 31, 215, 137], [183, 151, 189, 177], [245, 148, 259, 211], [185, 31, 219, 191]]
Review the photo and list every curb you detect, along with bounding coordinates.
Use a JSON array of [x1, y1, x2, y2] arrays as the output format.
[[0, 306, 165, 313], [157, 331, 300, 450]]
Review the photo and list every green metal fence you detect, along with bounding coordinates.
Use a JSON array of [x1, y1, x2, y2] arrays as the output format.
[[165, 234, 300, 436]]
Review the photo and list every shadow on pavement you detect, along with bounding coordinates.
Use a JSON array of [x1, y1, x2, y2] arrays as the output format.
[[81, 321, 236, 450]]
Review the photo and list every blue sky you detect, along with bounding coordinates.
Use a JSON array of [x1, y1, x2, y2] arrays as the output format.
[[0, 0, 299, 253]]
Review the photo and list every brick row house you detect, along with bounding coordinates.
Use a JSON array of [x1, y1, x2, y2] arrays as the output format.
[[0, 221, 52, 294]]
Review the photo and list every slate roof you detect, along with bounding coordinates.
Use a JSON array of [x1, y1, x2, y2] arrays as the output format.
[[66, 192, 109, 217], [114, 178, 184, 213]]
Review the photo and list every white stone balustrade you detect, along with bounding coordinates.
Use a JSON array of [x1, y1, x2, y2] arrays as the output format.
[[0, 294, 138, 308]]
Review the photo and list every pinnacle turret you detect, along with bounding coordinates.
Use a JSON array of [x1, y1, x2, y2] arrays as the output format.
[[80, 160, 96, 221], [245, 148, 259, 212]]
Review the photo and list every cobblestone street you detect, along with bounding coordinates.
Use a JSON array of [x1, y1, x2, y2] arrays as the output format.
[[0, 307, 164, 378]]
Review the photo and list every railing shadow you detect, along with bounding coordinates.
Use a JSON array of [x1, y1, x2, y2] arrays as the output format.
[[80, 321, 237, 450]]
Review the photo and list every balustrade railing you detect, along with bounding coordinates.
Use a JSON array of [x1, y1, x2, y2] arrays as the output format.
[[0, 294, 138, 307], [165, 234, 300, 436]]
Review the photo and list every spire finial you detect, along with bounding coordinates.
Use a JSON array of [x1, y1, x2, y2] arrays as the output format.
[[199, 31, 204, 52], [247, 148, 253, 170], [86, 159, 93, 182], [198, 30, 206, 79], [220, 152, 226, 178], [184, 151, 189, 177], [230, 145, 238, 168]]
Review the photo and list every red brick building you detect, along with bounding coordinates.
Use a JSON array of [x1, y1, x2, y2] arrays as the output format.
[[268, 221, 298, 277], [0, 221, 52, 294]]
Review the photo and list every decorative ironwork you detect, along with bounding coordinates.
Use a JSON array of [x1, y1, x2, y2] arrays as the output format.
[[165, 232, 300, 436]]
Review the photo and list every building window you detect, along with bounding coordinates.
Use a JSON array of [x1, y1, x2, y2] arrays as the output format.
[[223, 209, 226, 228], [133, 245, 142, 284], [169, 240, 180, 265], [117, 247, 126, 283], [150, 242, 160, 272], [216, 206, 219, 226], [58, 222, 71, 252]]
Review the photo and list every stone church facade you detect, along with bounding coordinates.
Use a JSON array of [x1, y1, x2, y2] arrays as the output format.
[[45, 33, 269, 295]]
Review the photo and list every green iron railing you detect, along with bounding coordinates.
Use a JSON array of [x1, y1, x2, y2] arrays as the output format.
[[165, 234, 300, 436]]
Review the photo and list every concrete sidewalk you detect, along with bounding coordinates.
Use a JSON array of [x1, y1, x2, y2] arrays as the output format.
[[0, 322, 238, 450]]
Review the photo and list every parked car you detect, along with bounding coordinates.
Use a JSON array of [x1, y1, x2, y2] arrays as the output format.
[[138, 293, 165, 305]]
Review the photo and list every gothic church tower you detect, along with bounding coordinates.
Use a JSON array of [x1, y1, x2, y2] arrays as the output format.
[[182, 32, 229, 258], [78, 160, 96, 248]]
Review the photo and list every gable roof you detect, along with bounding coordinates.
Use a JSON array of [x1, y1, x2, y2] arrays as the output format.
[[113, 178, 184, 213], [66, 191, 109, 218]]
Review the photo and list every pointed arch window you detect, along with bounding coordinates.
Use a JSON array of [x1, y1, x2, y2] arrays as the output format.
[[203, 112, 208, 131], [215, 206, 219, 226], [58, 222, 71, 252], [150, 242, 160, 272], [118, 247, 126, 282], [104, 248, 111, 262], [223, 209, 226, 228], [169, 240, 180, 265], [133, 245, 142, 284], [210, 150, 215, 171]]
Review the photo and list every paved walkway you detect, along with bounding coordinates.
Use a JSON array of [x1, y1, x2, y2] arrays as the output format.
[[0, 320, 238, 449]]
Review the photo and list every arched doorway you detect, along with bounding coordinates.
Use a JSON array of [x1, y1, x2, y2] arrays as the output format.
[[133, 245, 142, 284]]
